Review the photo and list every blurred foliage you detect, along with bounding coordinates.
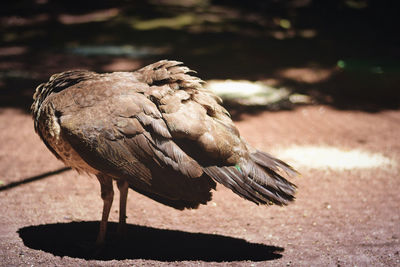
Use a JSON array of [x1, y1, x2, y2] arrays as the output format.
[[0, 0, 399, 112]]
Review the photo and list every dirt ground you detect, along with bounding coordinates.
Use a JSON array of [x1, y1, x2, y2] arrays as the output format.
[[0, 105, 399, 266], [1, 1, 399, 266]]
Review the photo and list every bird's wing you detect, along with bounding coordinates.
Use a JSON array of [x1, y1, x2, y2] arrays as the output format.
[[54, 86, 202, 180], [48, 80, 215, 208], [136, 60, 250, 166]]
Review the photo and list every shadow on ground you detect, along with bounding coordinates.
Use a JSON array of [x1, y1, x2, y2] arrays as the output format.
[[18, 222, 283, 261], [0, 167, 71, 192], [1, 1, 399, 113]]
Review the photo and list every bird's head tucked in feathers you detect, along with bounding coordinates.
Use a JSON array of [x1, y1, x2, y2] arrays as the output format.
[[31, 70, 95, 128]]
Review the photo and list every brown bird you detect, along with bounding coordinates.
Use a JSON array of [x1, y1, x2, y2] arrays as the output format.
[[31, 60, 297, 246]]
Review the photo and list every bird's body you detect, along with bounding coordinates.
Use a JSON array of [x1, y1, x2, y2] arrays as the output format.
[[32, 60, 297, 245]]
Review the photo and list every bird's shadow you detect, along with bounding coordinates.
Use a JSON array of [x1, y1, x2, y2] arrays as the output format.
[[18, 221, 283, 261]]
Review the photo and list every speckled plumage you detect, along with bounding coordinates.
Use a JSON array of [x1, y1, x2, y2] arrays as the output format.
[[32, 60, 297, 245]]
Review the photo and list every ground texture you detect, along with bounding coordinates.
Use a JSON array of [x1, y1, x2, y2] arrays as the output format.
[[0, 105, 399, 266]]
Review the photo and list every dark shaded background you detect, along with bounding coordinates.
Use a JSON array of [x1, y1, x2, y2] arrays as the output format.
[[1, 0, 399, 112]]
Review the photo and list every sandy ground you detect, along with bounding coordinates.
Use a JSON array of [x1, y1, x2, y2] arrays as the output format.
[[0, 105, 399, 266]]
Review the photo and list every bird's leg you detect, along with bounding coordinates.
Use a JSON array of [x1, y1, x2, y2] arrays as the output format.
[[116, 179, 129, 238], [95, 174, 114, 247]]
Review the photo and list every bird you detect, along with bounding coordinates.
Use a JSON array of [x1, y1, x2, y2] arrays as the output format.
[[31, 60, 297, 246]]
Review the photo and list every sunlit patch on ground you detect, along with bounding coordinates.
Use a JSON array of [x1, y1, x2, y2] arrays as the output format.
[[275, 146, 397, 171], [58, 8, 120, 25], [205, 80, 311, 106], [276, 67, 335, 83]]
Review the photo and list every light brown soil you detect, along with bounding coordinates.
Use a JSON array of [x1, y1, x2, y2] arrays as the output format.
[[0, 105, 399, 266]]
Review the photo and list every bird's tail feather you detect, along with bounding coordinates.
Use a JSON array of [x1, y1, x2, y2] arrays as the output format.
[[204, 150, 297, 206]]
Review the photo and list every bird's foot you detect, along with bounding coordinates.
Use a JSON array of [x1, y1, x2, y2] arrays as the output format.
[[91, 241, 106, 259], [74, 239, 105, 259], [117, 223, 128, 241]]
